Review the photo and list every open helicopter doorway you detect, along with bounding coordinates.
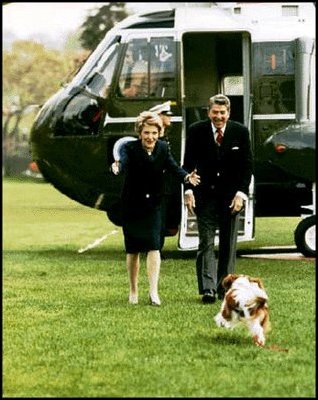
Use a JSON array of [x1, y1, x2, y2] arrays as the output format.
[[178, 31, 255, 250]]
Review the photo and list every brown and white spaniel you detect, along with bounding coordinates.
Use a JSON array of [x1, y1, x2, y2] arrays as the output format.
[[214, 274, 270, 347]]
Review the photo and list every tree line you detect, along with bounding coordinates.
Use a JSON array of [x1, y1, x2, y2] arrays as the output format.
[[3, 3, 128, 170]]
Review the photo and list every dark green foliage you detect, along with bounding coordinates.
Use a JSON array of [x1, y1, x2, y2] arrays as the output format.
[[79, 3, 128, 51]]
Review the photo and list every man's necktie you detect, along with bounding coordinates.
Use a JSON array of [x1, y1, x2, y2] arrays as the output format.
[[216, 128, 223, 146]]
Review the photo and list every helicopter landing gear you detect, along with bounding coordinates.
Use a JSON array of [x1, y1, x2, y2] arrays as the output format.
[[294, 182, 316, 258], [294, 215, 316, 258]]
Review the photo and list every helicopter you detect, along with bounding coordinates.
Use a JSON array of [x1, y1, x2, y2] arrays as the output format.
[[30, 2, 316, 257]]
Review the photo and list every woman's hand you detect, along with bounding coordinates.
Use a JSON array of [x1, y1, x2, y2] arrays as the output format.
[[111, 160, 120, 175], [187, 169, 201, 186]]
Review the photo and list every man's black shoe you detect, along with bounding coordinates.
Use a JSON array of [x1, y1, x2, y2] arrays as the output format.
[[202, 290, 216, 304]]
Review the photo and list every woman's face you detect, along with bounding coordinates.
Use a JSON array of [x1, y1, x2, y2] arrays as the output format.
[[139, 123, 159, 151]]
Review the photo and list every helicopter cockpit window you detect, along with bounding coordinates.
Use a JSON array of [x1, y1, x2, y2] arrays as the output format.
[[85, 42, 120, 98], [52, 41, 121, 137], [118, 37, 176, 98], [150, 37, 176, 97], [70, 36, 121, 88], [119, 39, 148, 97]]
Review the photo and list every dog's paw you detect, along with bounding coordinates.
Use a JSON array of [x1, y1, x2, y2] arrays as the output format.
[[214, 313, 223, 327], [214, 313, 231, 329], [253, 334, 265, 347]]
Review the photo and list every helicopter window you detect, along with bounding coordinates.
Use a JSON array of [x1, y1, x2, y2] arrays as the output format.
[[222, 75, 244, 123], [70, 36, 121, 88], [253, 42, 295, 76], [150, 37, 176, 97], [118, 37, 176, 99], [85, 43, 120, 98], [52, 43, 122, 137], [119, 39, 148, 98], [253, 42, 295, 114], [223, 76, 243, 96]]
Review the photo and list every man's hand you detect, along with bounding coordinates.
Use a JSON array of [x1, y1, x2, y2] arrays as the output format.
[[184, 190, 196, 215], [229, 194, 244, 215]]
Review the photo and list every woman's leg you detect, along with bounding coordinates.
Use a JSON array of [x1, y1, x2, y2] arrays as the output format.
[[126, 253, 140, 304], [147, 250, 161, 305]]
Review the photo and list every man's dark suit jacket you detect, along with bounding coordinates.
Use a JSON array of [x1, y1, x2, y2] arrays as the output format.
[[183, 119, 253, 209]]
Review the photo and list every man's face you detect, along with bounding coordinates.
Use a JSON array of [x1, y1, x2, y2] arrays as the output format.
[[125, 51, 134, 66], [160, 114, 171, 128], [208, 104, 230, 129]]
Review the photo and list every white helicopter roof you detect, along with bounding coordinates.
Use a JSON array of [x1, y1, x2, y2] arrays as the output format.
[[174, 6, 250, 33], [112, 3, 315, 42]]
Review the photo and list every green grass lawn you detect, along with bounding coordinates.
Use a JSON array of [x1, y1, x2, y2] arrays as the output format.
[[3, 178, 316, 397]]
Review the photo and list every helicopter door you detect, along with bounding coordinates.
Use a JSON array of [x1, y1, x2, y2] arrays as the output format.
[[178, 31, 254, 250]]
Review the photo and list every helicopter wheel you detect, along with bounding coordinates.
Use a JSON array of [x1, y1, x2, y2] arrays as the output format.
[[294, 215, 316, 257]]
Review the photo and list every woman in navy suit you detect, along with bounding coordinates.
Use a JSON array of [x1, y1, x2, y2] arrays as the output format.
[[183, 94, 253, 304], [112, 111, 200, 306]]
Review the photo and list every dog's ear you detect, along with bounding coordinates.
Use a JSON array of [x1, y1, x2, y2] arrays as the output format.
[[222, 274, 239, 290], [221, 292, 238, 319], [249, 277, 265, 289], [247, 296, 268, 316]]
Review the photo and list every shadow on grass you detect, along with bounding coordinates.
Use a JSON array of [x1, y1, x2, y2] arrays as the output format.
[[209, 330, 252, 347], [4, 248, 125, 261], [5, 246, 302, 262], [4, 248, 199, 261], [161, 250, 197, 259]]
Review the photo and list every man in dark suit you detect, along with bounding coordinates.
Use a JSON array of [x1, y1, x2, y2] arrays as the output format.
[[183, 94, 253, 304]]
